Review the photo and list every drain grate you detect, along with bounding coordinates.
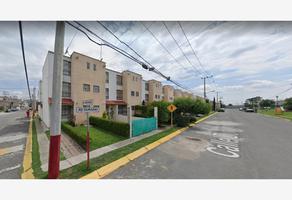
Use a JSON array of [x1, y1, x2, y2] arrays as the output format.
[[186, 136, 201, 141]]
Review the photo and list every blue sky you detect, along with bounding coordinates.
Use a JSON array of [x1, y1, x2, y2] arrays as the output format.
[[0, 21, 292, 104]]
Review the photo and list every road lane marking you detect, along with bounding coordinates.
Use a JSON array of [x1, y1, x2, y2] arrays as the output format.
[[0, 164, 21, 175], [0, 144, 24, 156], [0, 134, 26, 144]]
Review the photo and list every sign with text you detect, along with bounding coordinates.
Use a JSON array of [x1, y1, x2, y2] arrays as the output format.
[[76, 105, 100, 113]]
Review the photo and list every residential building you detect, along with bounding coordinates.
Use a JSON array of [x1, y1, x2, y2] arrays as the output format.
[[163, 85, 174, 102], [147, 79, 163, 102], [174, 89, 183, 99], [39, 51, 203, 127]]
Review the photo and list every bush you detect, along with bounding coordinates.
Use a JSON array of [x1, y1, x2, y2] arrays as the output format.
[[89, 116, 130, 138], [284, 98, 292, 111], [61, 123, 86, 148], [176, 115, 190, 127], [149, 101, 171, 125]]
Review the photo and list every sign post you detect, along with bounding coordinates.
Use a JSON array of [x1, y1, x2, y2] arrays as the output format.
[[167, 104, 177, 127], [76, 99, 99, 169]]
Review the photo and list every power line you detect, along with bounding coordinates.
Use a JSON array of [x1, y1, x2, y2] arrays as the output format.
[[162, 22, 204, 76], [141, 22, 200, 77], [127, 22, 154, 45], [19, 21, 31, 101], [65, 27, 79, 55], [66, 21, 191, 92], [177, 21, 210, 77]]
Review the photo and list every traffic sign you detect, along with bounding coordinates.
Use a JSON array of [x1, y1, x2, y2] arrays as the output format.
[[167, 104, 177, 112], [76, 105, 100, 113]]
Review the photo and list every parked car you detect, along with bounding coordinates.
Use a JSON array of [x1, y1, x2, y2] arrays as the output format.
[[218, 108, 225, 112], [246, 108, 254, 112]]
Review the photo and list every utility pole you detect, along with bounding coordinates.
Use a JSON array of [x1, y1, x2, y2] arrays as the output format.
[[32, 87, 36, 117], [48, 21, 65, 179], [201, 75, 213, 99], [216, 91, 219, 110]]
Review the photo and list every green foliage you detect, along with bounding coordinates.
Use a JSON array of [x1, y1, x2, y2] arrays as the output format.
[[134, 105, 152, 118], [89, 116, 130, 138], [173, 97, 211, 115], [260, 99, 275, 108], [176, 115, 190, 127], [61, 122, 126, 150], [102, 111, 109, 119], [284, 98, 292, 111], [149, 101, 171, 125]]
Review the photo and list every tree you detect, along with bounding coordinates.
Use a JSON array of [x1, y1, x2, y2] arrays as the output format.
[[149, 101, 171, 125], [259, 99, 275, 108], [284, 98, 292, 111]]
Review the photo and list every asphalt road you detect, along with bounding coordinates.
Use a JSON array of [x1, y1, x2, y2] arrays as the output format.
[[0, 111, 29, 179], [106, 109, 292, 179]]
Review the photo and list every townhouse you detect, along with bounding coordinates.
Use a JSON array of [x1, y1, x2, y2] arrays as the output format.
[[39, 51, 199, 127]]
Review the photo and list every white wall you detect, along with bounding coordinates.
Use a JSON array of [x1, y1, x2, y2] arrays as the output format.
[[105, 69, 123, 100]]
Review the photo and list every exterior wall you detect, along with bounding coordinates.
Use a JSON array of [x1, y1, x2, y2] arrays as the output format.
[[105, 68, 123, 100], [174, 89, 183, 99], [148, 80, 162, 102], [162, 85, 174, 102], [40, 52, 54, 127], [122, 70, 142, 107], [71, 52, 106, 125], [141, 80, 149, 104]]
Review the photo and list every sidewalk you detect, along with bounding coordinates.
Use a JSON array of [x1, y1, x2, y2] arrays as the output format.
[[41, 126, 170, 171], [34, 118, 85, 166]]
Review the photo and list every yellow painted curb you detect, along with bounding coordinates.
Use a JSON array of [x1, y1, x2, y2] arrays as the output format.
[[96, 157, 130, 178], [80, 112, 217, 179], [126, 148, 148, 161], [0, 148, 7, 156], [21, 117, 35, 179]]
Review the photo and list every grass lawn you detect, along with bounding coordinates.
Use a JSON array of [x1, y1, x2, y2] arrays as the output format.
[[45, 130, 66, 161], [59, 127, 179, 179], [62, 123, 127, 151], [259, 109, 292, 121], [32, 120, 47, 178]]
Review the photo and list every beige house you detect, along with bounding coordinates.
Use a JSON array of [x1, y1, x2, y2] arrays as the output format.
[[122, 70, 142, 108], [71, 52, 106, 124], [174, 89, 183, 99], [147, 79, 163, 102], [163, 85, 174, 102]]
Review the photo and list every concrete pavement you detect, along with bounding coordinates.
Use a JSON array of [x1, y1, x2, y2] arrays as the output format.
[[106, 109, 292, 179], [0, 111, 29, 179]]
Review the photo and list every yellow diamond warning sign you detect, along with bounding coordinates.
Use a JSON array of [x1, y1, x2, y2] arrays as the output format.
[[167, 104, 177, 112]]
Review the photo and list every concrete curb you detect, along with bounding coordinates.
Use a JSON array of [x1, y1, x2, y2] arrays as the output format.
[[80, 112, 217, 179], [21, 117, 35, 179]]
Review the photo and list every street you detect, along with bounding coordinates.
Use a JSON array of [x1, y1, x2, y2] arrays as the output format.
[[0, 111, 29, 179], [106, 109, 292, 179]]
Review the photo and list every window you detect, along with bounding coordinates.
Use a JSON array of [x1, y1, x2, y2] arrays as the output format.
[[116, 75, 123, 85], [63, 60, 71, 76], [145, 94, 149, 101], [83, 84, 90, 92], [62, 105, 73, 120], [136, 91, 139, 97], [155, 94, 157, 99], [106, 88, 109, 99], [145, 83, 149, 91], [132, 76, 135, 81], [131, 91, 135, 96], [93, 85, 100, 93], [87, 62, 90, 69], [106, 72, 109, 83], [118, 105, 127, 115], [62, 82, 71, 97], [116, 90, 123, 100], [158, 95, 160, 99], [93, 64, 96, 71]]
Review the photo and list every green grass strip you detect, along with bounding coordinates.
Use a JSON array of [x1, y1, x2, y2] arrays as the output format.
[[59, 127, 179, 179]]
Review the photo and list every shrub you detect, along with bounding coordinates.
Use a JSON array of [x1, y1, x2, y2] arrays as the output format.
[[284, 98, 292, 111], [61, 123, 86, 148], [176, 115, 190, 127], [149, 101, 171, 125], [89, 116, 130, 138]]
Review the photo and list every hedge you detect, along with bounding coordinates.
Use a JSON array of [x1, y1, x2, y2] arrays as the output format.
[[61, 122, 86, 149], [89, 116, 130, 138]]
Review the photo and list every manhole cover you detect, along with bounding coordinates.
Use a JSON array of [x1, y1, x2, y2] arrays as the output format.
[[186, 136, 201, 141]]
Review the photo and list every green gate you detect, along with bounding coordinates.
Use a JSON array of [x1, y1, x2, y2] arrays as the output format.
[[132, 117, 157, 137]]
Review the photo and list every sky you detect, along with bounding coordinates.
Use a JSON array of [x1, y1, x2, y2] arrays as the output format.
[[0, 21, 292, 104]]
